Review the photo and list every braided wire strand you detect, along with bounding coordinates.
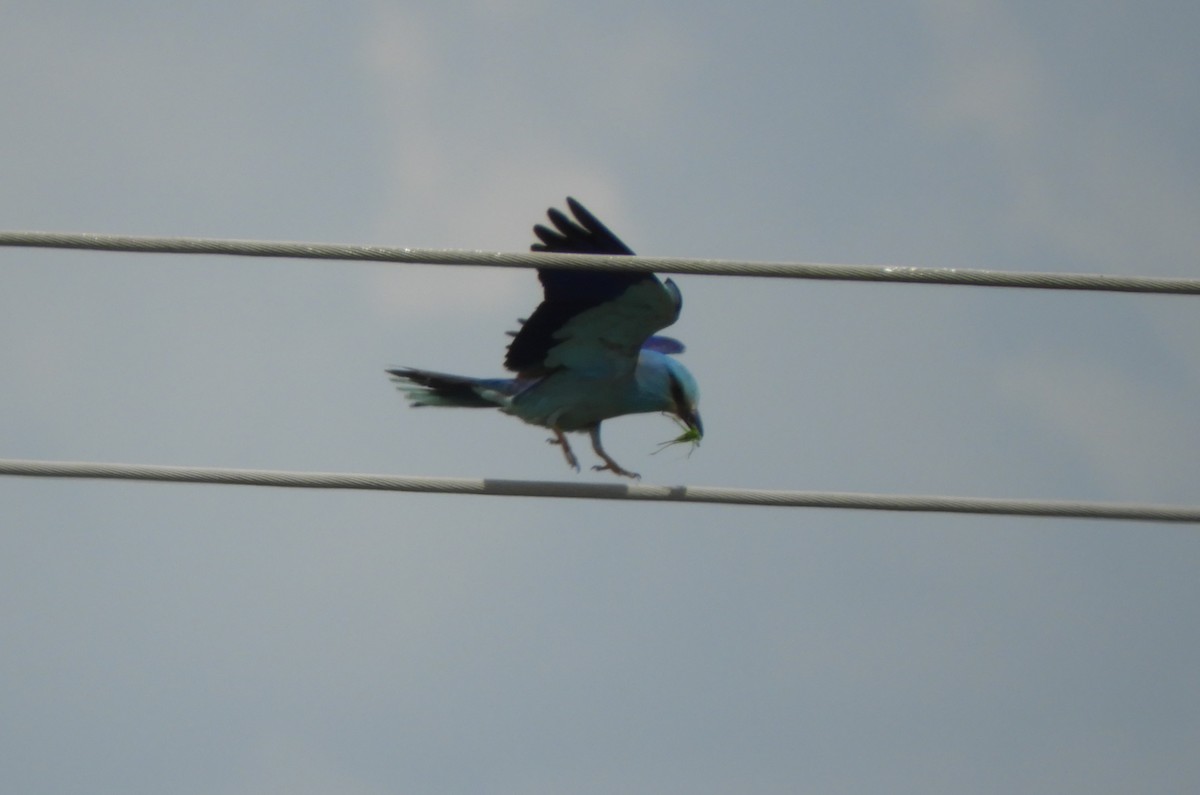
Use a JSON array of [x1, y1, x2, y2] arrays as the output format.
[[2, 230, 1198, 293]]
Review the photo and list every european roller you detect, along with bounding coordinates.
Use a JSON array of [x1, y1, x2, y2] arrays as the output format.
[[387, 198, 702, 479]]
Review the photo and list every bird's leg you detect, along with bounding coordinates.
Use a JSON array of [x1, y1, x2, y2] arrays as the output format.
[[588, 425, 641, 480], [547, 428, 580, 472]]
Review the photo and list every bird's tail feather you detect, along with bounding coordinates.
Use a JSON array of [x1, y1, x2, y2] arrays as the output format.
[[386, 368, 517, 409]]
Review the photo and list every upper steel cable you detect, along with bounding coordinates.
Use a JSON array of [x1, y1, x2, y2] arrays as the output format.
[[2, 230, 1198, 293]]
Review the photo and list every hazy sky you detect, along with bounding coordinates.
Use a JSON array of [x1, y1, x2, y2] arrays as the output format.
[[3, 2, 1199, 793]]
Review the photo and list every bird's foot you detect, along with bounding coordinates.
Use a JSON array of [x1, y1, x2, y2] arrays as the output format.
[[591, 462, 641, 480], [587, 424, 640, 479], [547, 430, 580, 472]]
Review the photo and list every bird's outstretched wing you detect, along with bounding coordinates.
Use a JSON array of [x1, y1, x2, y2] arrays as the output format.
[[505, 198, 683, 379]]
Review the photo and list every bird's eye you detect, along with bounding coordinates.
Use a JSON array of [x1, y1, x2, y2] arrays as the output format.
[[668, 377, 686, 409]]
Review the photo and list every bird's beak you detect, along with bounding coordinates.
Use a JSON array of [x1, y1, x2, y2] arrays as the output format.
[[680, 405, 703, 438]]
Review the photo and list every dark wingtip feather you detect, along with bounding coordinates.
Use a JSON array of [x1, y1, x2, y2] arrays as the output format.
[[532, 224, 564, 250], [528, 198, 635, 256], [564, 197, 602, 233], [546, 207, 576, 234]]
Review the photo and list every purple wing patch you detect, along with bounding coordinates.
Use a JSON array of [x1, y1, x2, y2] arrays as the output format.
[[643, 335, 686, 354]]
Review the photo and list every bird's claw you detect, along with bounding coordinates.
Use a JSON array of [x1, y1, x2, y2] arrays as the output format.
[[586, 425, 641, 479], [591, 463, 641, 480]]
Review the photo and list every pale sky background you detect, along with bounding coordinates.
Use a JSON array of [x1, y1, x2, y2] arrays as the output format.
[[3, 2, 1199, 793]]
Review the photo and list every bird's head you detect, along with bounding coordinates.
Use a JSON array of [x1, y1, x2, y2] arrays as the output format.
[[663, 356, 703, 439]]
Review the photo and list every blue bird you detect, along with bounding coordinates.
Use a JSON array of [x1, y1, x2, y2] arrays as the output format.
[[387, 198, 702, 479]]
